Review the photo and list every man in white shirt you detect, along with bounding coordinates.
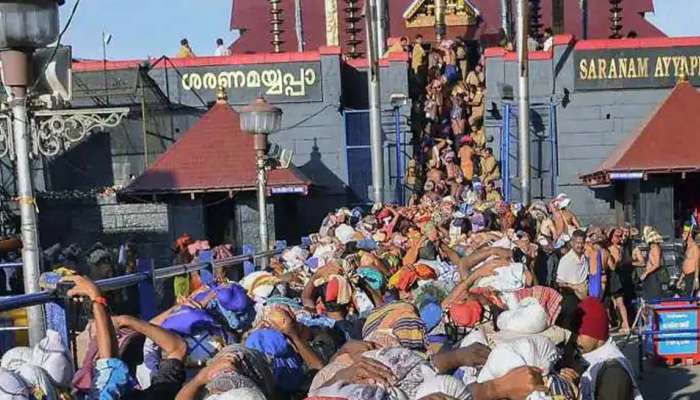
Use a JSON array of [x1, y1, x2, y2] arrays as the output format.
[[542, 28, 554, 51], [214, 38, 231, 57], [556, 229, 589, 299]]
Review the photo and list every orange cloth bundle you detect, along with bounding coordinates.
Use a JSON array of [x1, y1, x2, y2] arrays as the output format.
[[448, 300, 483, 327]]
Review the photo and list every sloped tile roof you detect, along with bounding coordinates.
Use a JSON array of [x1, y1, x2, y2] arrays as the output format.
[[124, 101, 311, 194], [582, 81, 700, 185]]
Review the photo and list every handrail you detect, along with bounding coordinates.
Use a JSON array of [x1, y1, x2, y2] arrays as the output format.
[[0, 241, 305, 314], [0, 291, 53, 312], [153, 262, 212, 281]]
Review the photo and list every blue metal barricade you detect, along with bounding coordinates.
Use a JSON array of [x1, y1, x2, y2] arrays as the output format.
[[635, 297, 700, 374], [0, 238, 309, 353]]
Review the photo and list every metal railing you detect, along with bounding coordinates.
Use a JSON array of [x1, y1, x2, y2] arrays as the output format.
[[0, 238, 309, 350]]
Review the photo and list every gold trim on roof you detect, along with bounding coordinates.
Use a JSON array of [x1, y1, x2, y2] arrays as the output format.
[[403, 0, 477, 28]]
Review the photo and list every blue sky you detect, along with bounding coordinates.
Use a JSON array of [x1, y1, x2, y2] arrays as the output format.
[[60, 0, 700, 60]]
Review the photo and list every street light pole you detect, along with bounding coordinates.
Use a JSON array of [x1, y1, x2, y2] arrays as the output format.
[[516, 0, 531, 204], [1, 50, 46, 346], [239, 94, 283, 268], [375, 0, 387, 55], [254, 134, 269, 268], [365, 0, 384, 204]]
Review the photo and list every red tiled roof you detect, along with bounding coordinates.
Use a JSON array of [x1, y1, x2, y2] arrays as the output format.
[[230, 0, 664, 54], [581, 81, 700, 186], [124, 102, 311, 194]]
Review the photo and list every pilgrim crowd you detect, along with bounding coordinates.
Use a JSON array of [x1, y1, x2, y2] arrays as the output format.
[[4, 33, 700, 400]]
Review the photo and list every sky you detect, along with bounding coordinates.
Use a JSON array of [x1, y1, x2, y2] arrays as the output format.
[[60, 0, 700, 60]]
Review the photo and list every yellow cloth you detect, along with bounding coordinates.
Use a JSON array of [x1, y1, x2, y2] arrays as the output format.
[[480, 156, 501, 185], [176, 45, 195, 58], [411, 45, 426, 74], [174, 275, 190, 298], [486, 190, 503, 203]]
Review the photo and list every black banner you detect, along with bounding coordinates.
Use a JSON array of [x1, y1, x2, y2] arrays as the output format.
[[574, 46, 700, 90], [153, 61, 323, 106]]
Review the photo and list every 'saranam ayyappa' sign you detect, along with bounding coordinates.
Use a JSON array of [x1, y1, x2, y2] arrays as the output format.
[[176, 61, 323, 104], [575, 46, 700, 90]]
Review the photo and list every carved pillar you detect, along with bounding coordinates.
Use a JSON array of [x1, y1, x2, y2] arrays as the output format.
[[609, 0, 623, 39], [552, 0, 564, 34], [344, 0, 362, 58], [435, 0, 446, 42], [270, 0, 284, 52], [325, 0, 340, 46], [528, 0, 542, 41]]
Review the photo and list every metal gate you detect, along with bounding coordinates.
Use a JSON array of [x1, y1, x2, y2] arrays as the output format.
[[343, 109, 409, 205], [344, 110, 373, 204]]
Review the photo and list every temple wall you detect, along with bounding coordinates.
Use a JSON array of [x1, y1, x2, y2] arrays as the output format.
[[485, 36, 695, 225]]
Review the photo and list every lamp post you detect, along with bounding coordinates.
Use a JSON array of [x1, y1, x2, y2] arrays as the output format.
[[239, 96, 282, 268], [0, 0, 61, 346]]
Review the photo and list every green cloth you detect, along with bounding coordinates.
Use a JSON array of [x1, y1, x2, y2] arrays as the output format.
[[174, 275, 190, 298]]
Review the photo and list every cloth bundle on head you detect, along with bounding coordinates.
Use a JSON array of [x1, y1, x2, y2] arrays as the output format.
[[310, 381, 389, 400], [29, 330, 73, 387], [161, 305, 219, 335], [448, 300, 483, 327], [315, 274, 353, 306], [363, 302, 427, 351], [245, 328, 305, 393], [1, 330, 73, 393], [389, 264, 437, 292], [474, 262, 527, 292], [514, 286, 563, 326], [210, 283, 255, 330], [477, 336, 559, 383], [496, 297, 549, 334], [0, 368, 31, 398], [554, 193, 572, 210], [643, 226, 663, 244], [206, 387, 267, 400], [1, 347, 32, 371], [206, 344, 275, 397], [15, 364, 58, 400], [528, 201, 549, 220], [363, 347, 437, 399], [357, 267, 386, 291], [313, 244, 338, 269], [335, 224, 357, 244], [282, 246, 309, 270], [241, 271, 280, 300], [469, 212, 487, 233], [309, 353, 355, 393], [418, 298, 443, 332], [415, 374, 470, 400], [576, 297, 609, 342], [414, 281, 449, 312]]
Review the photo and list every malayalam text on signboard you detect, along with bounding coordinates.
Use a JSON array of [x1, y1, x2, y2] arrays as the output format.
[[575, 46, 700, 90], [176, 62, 323, 104]]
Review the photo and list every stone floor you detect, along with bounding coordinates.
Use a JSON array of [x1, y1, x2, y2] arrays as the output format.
[[617, 334, 700, 400]]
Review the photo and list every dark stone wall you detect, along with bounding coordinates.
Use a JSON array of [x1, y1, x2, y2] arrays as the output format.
[[28, 52, 412, 261]]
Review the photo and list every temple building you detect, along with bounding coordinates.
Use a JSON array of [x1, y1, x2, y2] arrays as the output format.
[[230, 0, 664, 57]]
